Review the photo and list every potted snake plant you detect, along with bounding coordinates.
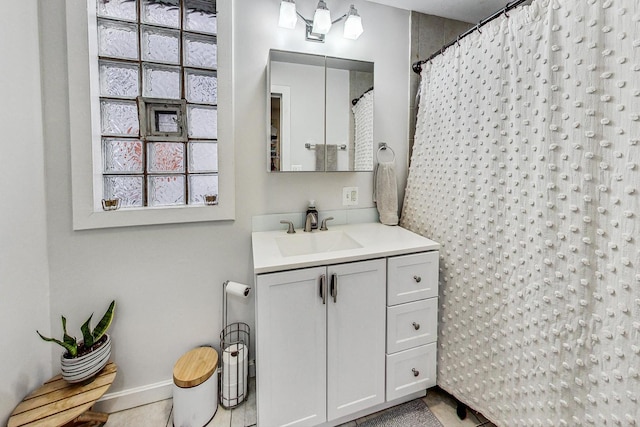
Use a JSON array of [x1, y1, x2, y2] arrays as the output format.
[[37, 300, 116, 383]]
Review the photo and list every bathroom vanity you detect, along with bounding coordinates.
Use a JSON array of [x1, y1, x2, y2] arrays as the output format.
[[252, 222, 440, 427]]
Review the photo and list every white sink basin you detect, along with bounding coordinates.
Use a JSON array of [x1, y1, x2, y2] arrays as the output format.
[[276, 231, 363, 257], [253, 222, 441, 273]]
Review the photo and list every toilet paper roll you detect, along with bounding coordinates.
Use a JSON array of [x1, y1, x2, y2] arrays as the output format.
[[222, 343, 249, 405], [222, 344, 248, 383], [225, 281, 251, 298]]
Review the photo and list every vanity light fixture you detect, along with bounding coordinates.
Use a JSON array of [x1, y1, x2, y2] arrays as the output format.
[[278, 0, 364, 43]]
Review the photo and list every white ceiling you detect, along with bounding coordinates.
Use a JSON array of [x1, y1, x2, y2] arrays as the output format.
[[364, 0, 513, 23]]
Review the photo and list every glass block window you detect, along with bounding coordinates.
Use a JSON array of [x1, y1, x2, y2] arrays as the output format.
[[96, 0, 218, 209]]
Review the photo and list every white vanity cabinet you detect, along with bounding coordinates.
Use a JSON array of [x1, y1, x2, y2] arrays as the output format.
[[255, 259, 386, 427], [252, 222, 441, 427]]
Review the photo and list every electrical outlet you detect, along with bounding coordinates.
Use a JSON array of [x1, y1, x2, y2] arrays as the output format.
[[342, 187, 359, 206]]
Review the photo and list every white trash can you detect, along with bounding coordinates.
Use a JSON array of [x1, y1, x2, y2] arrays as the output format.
[[172, 347, 218, 427]]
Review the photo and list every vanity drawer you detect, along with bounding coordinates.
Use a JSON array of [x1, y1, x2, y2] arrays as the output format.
[[386, 298, 437, 353], [386, 343, 436, 401], [387, 252, 439, 306]]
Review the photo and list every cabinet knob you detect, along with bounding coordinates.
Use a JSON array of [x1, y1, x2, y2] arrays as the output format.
[[413, 275, 422, 283], [412, 322, 420, 330], [412, 368, 420, 377]]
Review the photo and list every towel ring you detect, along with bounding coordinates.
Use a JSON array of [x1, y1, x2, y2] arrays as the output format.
[[376, 144, 395, 163]]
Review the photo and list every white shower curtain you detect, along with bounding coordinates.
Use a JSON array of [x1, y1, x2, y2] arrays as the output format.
[[401, 0, 639, 425], [352, 90, 374, 171]]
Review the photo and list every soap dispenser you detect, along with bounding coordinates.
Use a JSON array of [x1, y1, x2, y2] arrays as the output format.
[[306, 200, 318, 230]]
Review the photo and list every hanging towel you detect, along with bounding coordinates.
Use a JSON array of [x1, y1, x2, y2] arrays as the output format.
[[326, 144, 338, 171], [315, 144, 325, 171], [373, 161, 398, 225]]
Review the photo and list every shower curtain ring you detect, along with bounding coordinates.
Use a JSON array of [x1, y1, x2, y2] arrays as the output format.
[[476, 23, 482, 34], [456, 36, 460, 47], [504, 7, 509, 18]]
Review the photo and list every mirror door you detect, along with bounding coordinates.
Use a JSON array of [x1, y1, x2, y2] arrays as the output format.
[[326, 56, 374, 172], [270, 50, 325, 172]]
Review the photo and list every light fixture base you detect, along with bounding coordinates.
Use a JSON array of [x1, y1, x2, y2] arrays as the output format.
[[305, 22, 325, 42]]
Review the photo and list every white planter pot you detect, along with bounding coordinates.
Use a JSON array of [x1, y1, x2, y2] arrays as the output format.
[[61, 334, 112, 383]]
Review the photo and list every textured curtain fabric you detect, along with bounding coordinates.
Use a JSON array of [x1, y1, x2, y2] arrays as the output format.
[[353, 90, 374, 171], [401, 0, 640, 425]]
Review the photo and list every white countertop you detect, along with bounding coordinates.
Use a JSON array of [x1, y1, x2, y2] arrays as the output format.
[[252, 223, 440, 274]]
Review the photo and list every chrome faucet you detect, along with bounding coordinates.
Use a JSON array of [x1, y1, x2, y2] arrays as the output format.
[[320, 216, 334, 231], [304, 212, 315, 232], [280, 220, 295, 234]]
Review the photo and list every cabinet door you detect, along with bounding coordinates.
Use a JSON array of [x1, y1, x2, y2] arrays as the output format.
[[256, 267, 327, 427], [327, 259, 386, 421]]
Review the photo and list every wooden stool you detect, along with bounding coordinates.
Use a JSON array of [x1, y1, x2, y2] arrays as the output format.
[[173, 347, 219, 427], [8, 362, 117, 427]]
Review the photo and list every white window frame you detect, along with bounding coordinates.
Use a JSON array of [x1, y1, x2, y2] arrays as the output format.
[[67, 0, 235, 230]]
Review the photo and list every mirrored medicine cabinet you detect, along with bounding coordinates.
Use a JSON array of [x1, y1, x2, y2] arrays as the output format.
[[268, 49, 374, 172]]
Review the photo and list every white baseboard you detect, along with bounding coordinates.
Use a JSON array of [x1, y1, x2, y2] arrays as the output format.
[[95, 379, 173, 413], [95, 359, 255, 413]]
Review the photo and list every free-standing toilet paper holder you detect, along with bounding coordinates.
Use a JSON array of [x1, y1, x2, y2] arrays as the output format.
[[220, 281, 251, 409]]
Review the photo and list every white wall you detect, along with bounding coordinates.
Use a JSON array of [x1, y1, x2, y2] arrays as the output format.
[[0, 2, 52, 423], [34, 0, 410, 411]]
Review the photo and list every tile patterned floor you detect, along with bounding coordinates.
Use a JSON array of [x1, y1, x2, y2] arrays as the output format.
[[104, 382, 496, 427]]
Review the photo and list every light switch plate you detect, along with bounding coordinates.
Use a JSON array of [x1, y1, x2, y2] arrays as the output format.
[[342, 187, 359, 206]]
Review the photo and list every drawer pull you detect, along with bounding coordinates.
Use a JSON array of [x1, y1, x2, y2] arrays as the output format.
[[413, 275, 422, 283], [412, 368, 420, 377], [412, 322, 420, 330], [330, 273, 338, 303], [320, 274, 327, 305]]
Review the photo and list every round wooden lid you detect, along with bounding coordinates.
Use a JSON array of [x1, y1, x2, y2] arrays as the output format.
[[173, 347, 218, 388]]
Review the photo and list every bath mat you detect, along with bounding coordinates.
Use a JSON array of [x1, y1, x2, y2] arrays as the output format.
[[356, 399, 444, 427]]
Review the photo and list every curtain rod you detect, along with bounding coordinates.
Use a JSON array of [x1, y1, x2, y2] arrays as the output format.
[[351, 86, 374, 106], [412, 0, 530, 74]]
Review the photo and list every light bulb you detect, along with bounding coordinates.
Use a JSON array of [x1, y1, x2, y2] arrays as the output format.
[[278, 0, 297, 30], [343, 5, 363, 40], [312, 0, 332, 35]]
